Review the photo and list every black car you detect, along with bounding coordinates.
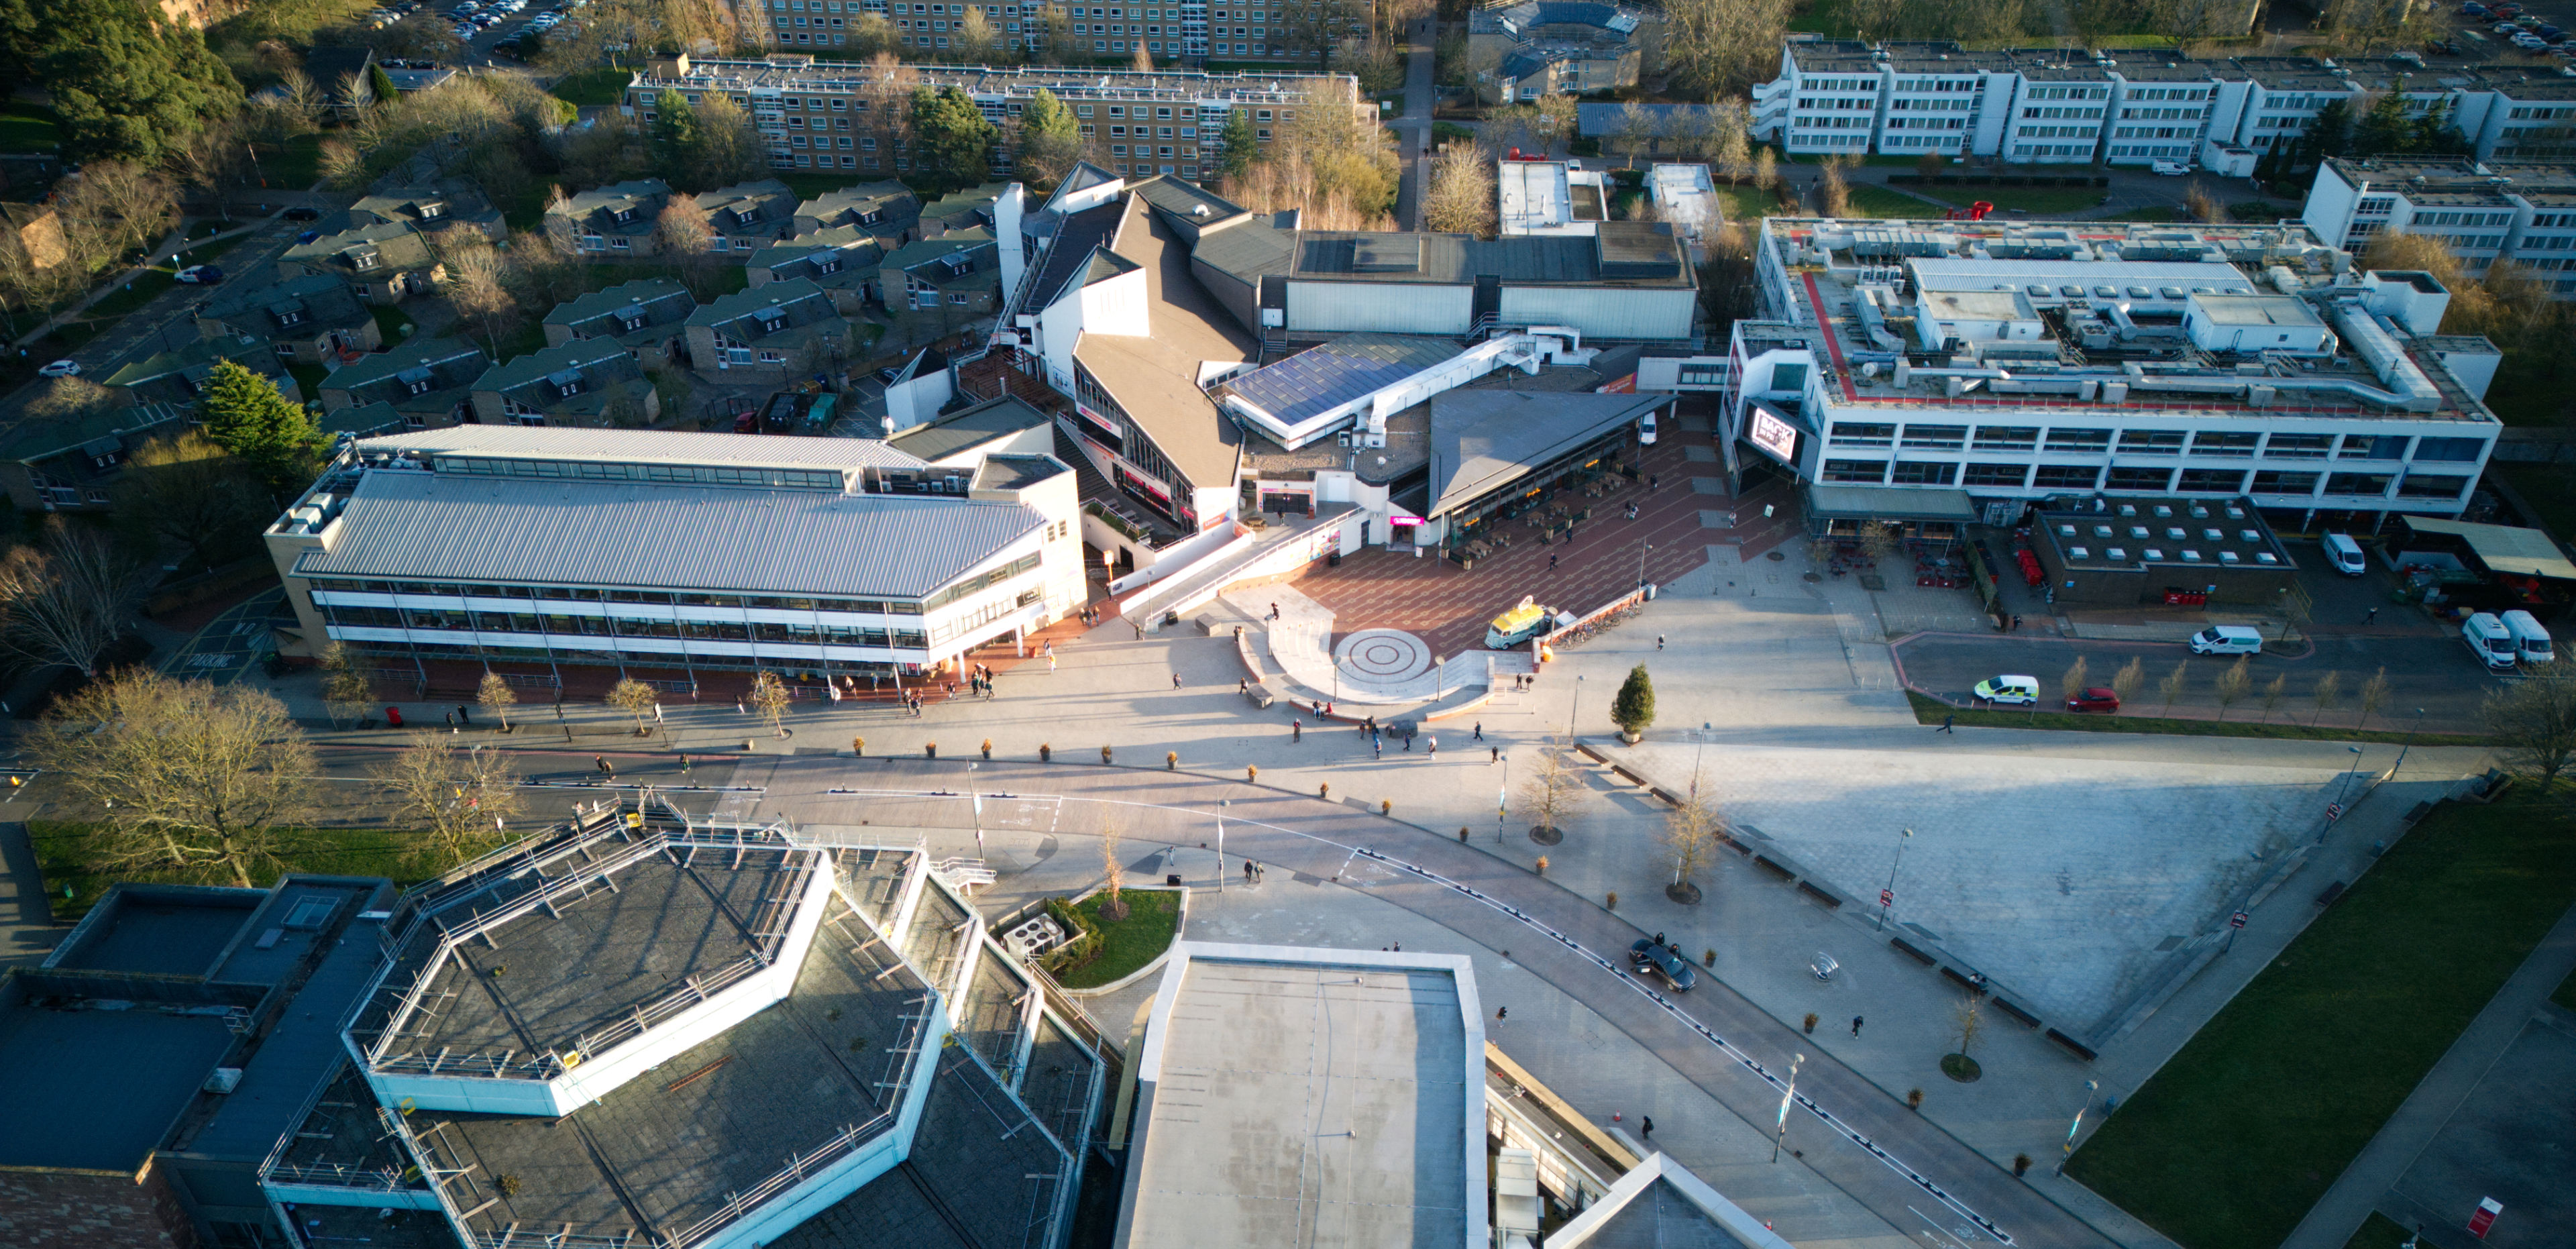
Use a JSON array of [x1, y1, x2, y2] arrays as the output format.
[[284, 206, 322, 221], [1628, 938, 1699, 991]]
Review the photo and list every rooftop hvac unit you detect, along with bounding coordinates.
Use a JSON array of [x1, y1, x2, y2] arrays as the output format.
[[204, 1067, 244, 1094]]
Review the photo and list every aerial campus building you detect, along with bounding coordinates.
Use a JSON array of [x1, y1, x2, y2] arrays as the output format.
[[262, 418, 1081, 684], [0, 806, 1107, 1249], [1719, 215, 2506, 536], [2301, 155, 2576, 296]]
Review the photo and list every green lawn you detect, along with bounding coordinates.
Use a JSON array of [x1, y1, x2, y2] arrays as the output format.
[[1914, 182, 2111, 215], [30, 820, 431, 922], [2065, 789, 2576, 1249], [258, 133, 327, 190], [2341, 1214, 2418, 1249], [1843, 183, 1933, 218], [371, 303, 416, 349], [549, 66, 635, 107], [2104, 206, 2184, 222], [2491, 461, 2576, 541], [1905, 691, 2493, 746], [2554, 965, 2576, 1013], [82, 268, 179, 323], [0, 98, 60, 154], [1053, 888, 1181, 989], [287, 361, 329, 400]]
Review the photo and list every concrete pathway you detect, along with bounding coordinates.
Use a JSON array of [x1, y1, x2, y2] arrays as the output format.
[[2277, 897, 2576, 1249], [0, 820, 60, 967], [1393, 16, 1437, 231]]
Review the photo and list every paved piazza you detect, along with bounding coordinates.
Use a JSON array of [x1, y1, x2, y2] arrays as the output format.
[[1333, 628, 1434, 682]]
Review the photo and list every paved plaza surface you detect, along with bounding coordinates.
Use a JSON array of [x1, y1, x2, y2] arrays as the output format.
[[2380, 1008, 2576, 1248]]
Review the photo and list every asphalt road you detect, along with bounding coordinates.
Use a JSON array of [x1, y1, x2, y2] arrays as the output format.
[[298, 741, 2129, 1249], [1895, 631, 2510, 733]]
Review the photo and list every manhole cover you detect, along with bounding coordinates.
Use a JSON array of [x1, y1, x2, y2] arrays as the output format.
[[1766, 551, 1786, 561], [1803, 572, 1822, 582]]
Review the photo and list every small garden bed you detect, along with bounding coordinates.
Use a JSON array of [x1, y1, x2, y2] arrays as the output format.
[[1045, 888, 1181, 989]]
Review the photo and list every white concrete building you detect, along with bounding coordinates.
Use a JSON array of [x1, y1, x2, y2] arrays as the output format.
[[2304, 156, 2576, 294], [1723, 216, 2506, 532], [1497, 159, 1610, 237]]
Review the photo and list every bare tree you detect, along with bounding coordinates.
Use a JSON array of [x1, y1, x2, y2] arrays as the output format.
[[1661, 772, 1725, 901], [1099, 818, 1127, 920], [2111, 656, 2145, 706], [2258, 673, 2288, 724], [2059, 655, 2090, 707], [1423, 140, 1496, 236], [1615, 101, 1656, 170], [2158, 659, 2191, 715], [1753, 146, 1778, 192], [1516, 739, 1586, 840], [22, 672, 317, 889], [477, 671, 519, 732], [1660, 0, 1792, 98], [2185, 180, 2222, 225], [655, 201, 721, 296], [1817, 154, 1854, 218], [1532, 93, 1578, 153], [749, 669, 792, 737], [608, 677, 659, 735], [2485, 673, 2576, 787], [168, 121, 253, 223], [318, 641, 374, 730], [2213, 655, 2251, 721], [378, 733, 525, 870], [0, 521, 151, 678], [2355, 666, 2391, 730], [1132, 45, 1152, 72], [2311, 669, 2345, 726], [1952, 993, 1985, 1058], [443, 242, 524, 355], [109, 431, 271, 573], [54, 162, 179, 271]]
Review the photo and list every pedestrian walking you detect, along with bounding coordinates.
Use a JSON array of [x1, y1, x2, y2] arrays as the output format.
[[1472, 722, 1483, 741], [1269, 602, 1280, 620], [1373, 737, 1383, 759], [1245, 861, 1256, 883], [594, 755, 614, 778], [1240, 677, 1249, 694], [1549, 553, 1558, 570], [1172, 673, 1183, 689], [1640, 1116, 1654, 1142], [1043, 640, 1053, 657], [1428, 735, 1438, 757], [1936, 715, 1955, 733], [1496, 1006, 1508, 1022], [444, 710, 455, 728], [457, 705, 472, 726], [1650, 474, 1658, 490], [2011, 614, 2023, 632], [1403, 732, 1412, 751], [678, 754, 691, 777], [1491, 746, 1500, 763], [1851, 1016, 1864, 1037], [1048, 654, 1058, 672], [2365, 606, 2379, 623], [1657, 635, 1665, 650]]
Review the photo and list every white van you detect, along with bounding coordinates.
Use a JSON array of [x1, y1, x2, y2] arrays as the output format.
[[2322, 533, 2368, 578], [2188, 625, 2265, 655], [2500, 609, 2554, 665], [2462, 612, 2520, 671]]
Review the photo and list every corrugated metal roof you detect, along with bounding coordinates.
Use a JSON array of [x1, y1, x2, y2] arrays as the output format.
[[1427, 388, 1670, 516], [1222, 333, 1462, 427], [301, 471, 1040, 598], [358, 426, 925, 470]]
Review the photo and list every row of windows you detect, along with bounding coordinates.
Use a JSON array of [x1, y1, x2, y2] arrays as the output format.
[[309, 580, 930, 613], [429, 457, 847, 490], [1825, 424, 2485, 463], [1817, 461, 2467, 498], [325, 605, 932, 648]]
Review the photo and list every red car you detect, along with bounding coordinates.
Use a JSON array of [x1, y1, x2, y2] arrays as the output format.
[[2067, 687, 2121, 713]]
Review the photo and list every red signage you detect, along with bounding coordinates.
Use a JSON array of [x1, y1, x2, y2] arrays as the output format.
[[2230, 910, 2249, 929], [1597, 374, 1638, 394], [2326, 802, 2345, 822], [2469, 1197, 2502, 1238], [1879, 889, 1894, 908]]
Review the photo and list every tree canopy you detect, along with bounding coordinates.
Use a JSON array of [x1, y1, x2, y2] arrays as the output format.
[[1014, 89, 1082, 191], [910, 85, 998, 195], [1612, 664, 1656, 735], [197, 359, 321, 494], [0, 0, 241, 164]]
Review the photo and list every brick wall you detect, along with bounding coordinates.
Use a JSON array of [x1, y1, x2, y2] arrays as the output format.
[[0, 1162, 199, 1249]]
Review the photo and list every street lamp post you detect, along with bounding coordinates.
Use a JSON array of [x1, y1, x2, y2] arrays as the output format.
[[1568, 673, 1584, 739], [1691, 722, 1712, 799], [2390, 707, 2428, 781], [1497, 752, 1509, 844], [2057, 1079, 2102, 1175], [1637, 540, 1653, 590], [967, 762, 983, 857], [1875, 827, 1913, 932], [2322, 744, 2364, 843], [1772, 1052, 1805, 1163], [1217, 798, 1228, 893]]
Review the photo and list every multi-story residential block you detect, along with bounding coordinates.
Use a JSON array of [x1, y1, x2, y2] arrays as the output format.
[[317, 337, 492, 427], [541, 276, 700, 359], [545, 178, 677, 258], [276, 219, 446, 303], [1720, 215, 2506, 535], [268, 425, 1087, 678], [1752, 39, 2569, 171], [684, 277, 852, 381], [195, 272, 382, 366], [2304, 155, 2576, 294], [623, 53, 1355, 180], [469, 339, 663, 427], [694, 176, 802, 253]]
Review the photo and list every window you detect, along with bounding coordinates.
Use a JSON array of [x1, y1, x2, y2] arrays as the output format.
[[2263, 432, 2332, 459], [2251, 470, 2319, 493], [2412, 437, 2487, 462], [1822, 459, 1886, 483], [2116, 429, 2184, 454], [2324, 472, 2394, 496], [2106, 466, 2174, 491], [1829, 421, 1894, 446], [1963, 463, 2029, 488], [1971, 426, 2040, 451], [2397, 473, 2469, 499], [2339, 434, 2408, 460], [1900, 425, 1966, 450], [2176, 468, 2245, 492], [2190, 431, 2259, 457], [1890, 461, 1957, 486]]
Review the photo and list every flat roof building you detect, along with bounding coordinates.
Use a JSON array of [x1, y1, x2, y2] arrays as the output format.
[[2303, 156, 2576, 297], [1498, 160, 1610, 237], [263, 425, 1085, 679], [1115, 943, 1485, 1249], [1725, 216, 2505, 533]]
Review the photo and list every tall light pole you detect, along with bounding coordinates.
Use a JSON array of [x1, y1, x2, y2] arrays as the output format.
[[1567, 673, 1584, 739], [2390, 707, 2428, 781], [1691, 721, 1713, 799], [1497, 752, 1509, 843], [967, 762, 984, 857], [1637, 540, 1654, 590], [1875, 826, 1913, 932], [2322, 744, 2364, 843], [1217, 798, 1228, 892], [2057, 1079, 2101, 1175], [1772, 1052, 1805, 1163]]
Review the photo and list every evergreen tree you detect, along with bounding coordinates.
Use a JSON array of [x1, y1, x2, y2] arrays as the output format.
[[650, 88, 702, 176], [2353, 89, 2410, 155], [2412, 99, 2460, 154], [197, 360, 322, 494], [910, 86, 998, 195], [1014, 89, 1082, 190], [0, 0, 241, 165], [1611, 664, 1656, 736], [1218, 108, 1258, 180], [367, 63, 402, 112], [2298, 99, 2355, 172]]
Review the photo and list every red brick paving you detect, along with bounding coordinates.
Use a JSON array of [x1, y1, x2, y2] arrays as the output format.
[[1297, 436, 1802, 657]]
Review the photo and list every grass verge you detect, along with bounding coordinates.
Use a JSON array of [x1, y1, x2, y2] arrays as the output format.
[[2555, 965, 2576, 1014], [30, 820, 431, 922], [371, 303, 416, 349], [549, 66, 635, 107], [2341, 1214, 2418, 1248], [1914, 182, 2110, 215], [2065, 788, 2576, 1249], [1904, 691, 2491, 745], [1053, 887, 1181, 989], [0, 98, 62, 154], [1844, 184, 1931, 218]]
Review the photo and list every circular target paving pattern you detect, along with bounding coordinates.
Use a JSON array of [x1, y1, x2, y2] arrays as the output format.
[[1333, 629, 1433, 682]]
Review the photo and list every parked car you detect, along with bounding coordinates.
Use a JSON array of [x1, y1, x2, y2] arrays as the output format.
[[174, 264, 223, 284], [1628, 938, 1698, 991], [1974, 675, 2040, 705], [2461, 2, 2487, 13], [37, 359, 80, 378], [284, 205, 322, 221], [2189, 625, 2265, 655], [2323, 532, 2369, 576], [2067, 687, 2121, 713], [2150, 159, 2190, 175]]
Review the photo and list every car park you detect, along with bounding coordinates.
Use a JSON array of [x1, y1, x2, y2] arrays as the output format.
[[2461, 1, 2485, 12], [38, 359, 80, 378], [1974, 674, 2041, 705], [2463, 612, 2520, 670], [1628, 938, 1697, 991], [174, 265, 223, 284], [2068, 687, 2122, 713], [2500, 610, 2554, 665]]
